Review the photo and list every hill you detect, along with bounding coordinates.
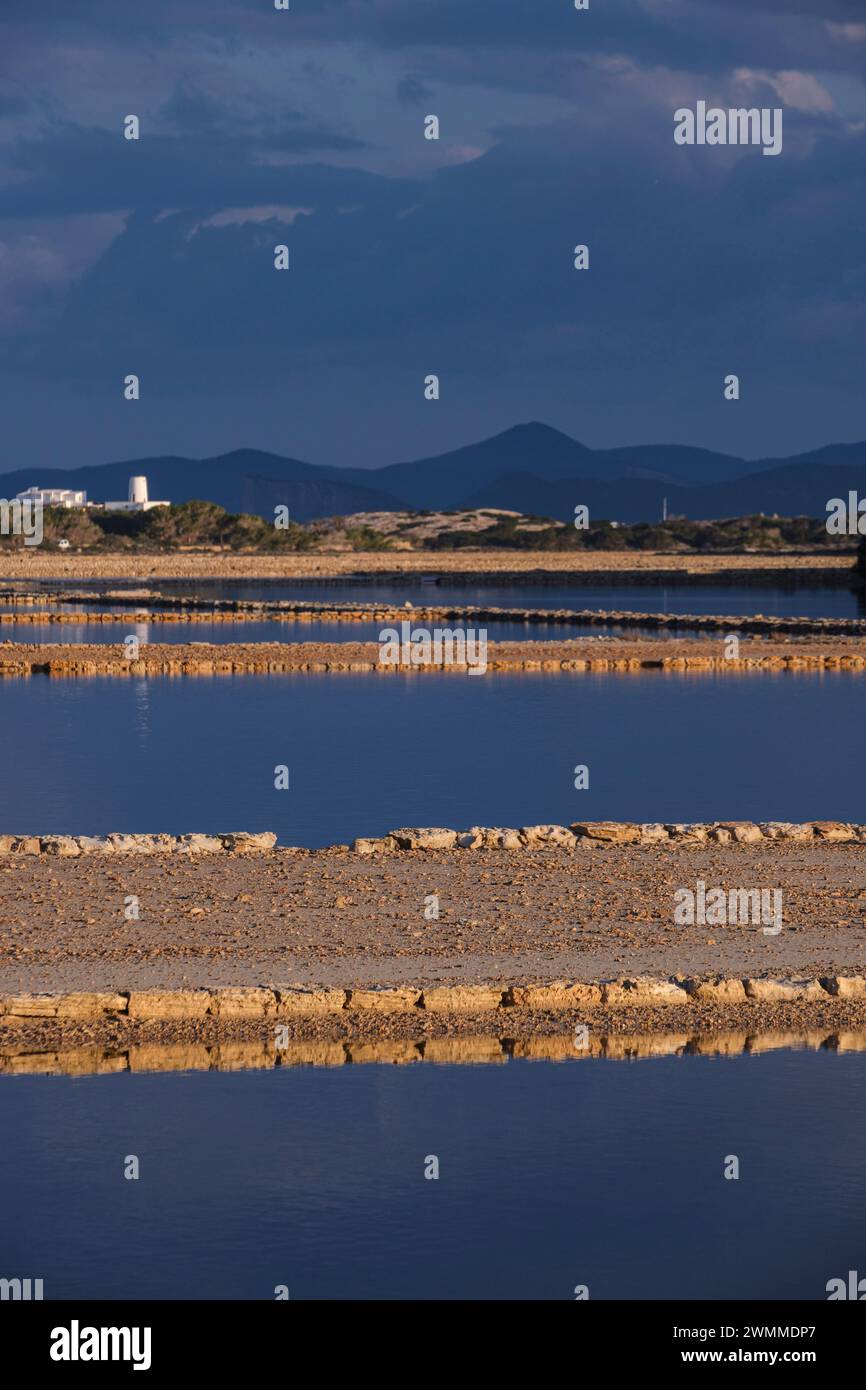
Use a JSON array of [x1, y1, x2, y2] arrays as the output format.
[[465, 462, 866, 524], [1, 424, 863, 524]]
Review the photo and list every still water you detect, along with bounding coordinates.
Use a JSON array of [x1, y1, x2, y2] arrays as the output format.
[[0, 616, 745, 645], [138, 580, 866, 620], [0, 1048, 863, 1299], [2, 648, 862, 1304], [18, 577, 866, 619], [0, 670, 861, 843]]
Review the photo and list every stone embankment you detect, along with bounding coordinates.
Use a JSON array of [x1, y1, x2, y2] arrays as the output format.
[[0, 832, 276, 856], [2, 636, 866, 676], [1, 820, 863, 857], [356, 819, 866, 852], [2, 591, 864, 637], [1, 973, 864, 1023]]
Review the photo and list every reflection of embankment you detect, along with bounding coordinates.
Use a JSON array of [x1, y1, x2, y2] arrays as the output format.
[[2, 1027, 865, 1077]]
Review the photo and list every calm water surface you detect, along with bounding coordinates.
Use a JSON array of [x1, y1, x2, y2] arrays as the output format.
[[5, 582, 862, 1306], [0, 616, 731, 645], [138, 578, 866, 620], [0, 670, 861, 842], [1, 1049, 863, 1299], [20, 577, 866, 619]]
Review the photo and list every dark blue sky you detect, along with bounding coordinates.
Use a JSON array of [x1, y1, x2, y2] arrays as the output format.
[[1, 0, 864, 471]]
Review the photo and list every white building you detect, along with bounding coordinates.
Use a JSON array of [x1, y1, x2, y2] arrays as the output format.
[[15, 485, 87, 508], [104, 476, 170, 513]]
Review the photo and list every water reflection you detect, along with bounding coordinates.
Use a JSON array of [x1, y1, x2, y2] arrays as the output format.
[[2, 1025, 862, 1076]]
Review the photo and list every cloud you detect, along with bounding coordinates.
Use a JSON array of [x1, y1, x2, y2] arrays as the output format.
[[10, 107, 860, 384], [396, 75, 434, 106], [733, 67, 836, 114], [442, 145, 486, 165], [827, 22, 866, 43], [0, 120, 379, 219], [0, 211, 127, 331], [0, 0, 863, 465], [200, 205, 313, 227], [5, 0, 866, 83]]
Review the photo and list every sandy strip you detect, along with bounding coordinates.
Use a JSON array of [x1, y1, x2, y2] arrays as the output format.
[[2, 635, 866, 676], [0, 550, 854, 582], [3, 838, 865, 1045], [2, 841, 864, 996]]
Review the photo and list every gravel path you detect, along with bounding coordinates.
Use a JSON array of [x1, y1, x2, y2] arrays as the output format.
[[2, 842, 865, 996], [0, 550, 853, 582]]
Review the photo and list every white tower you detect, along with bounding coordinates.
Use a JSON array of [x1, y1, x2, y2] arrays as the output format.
[[129, 476, 149, 505]]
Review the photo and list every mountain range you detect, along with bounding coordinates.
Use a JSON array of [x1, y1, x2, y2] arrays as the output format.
[[2, 423, 863, 525]]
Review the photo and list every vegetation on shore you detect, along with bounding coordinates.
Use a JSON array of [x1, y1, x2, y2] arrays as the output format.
[[3, 500, 315, 552], [419, 513, 846, 554], [1, 499, 856, 558]]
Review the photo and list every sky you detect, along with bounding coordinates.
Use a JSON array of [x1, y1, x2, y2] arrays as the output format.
[[0, 0, 864, 472]]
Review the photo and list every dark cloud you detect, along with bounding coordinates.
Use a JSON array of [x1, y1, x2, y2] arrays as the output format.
[[0, 0, 863, 465], [0, 120, 374, 219], [3, 0, 865, 78], [396, 75, 434, 107], [17, 111, 862, 381]]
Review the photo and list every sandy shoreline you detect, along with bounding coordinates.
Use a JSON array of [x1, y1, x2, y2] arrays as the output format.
[[3, 633, 866, 676], [0, 549, 855, 582]]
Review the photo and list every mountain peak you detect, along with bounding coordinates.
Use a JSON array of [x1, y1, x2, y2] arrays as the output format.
[[504, 420, 588, 449]]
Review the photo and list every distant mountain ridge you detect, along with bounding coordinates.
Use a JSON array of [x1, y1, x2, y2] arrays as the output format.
[[1, 423, 863, 524]]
